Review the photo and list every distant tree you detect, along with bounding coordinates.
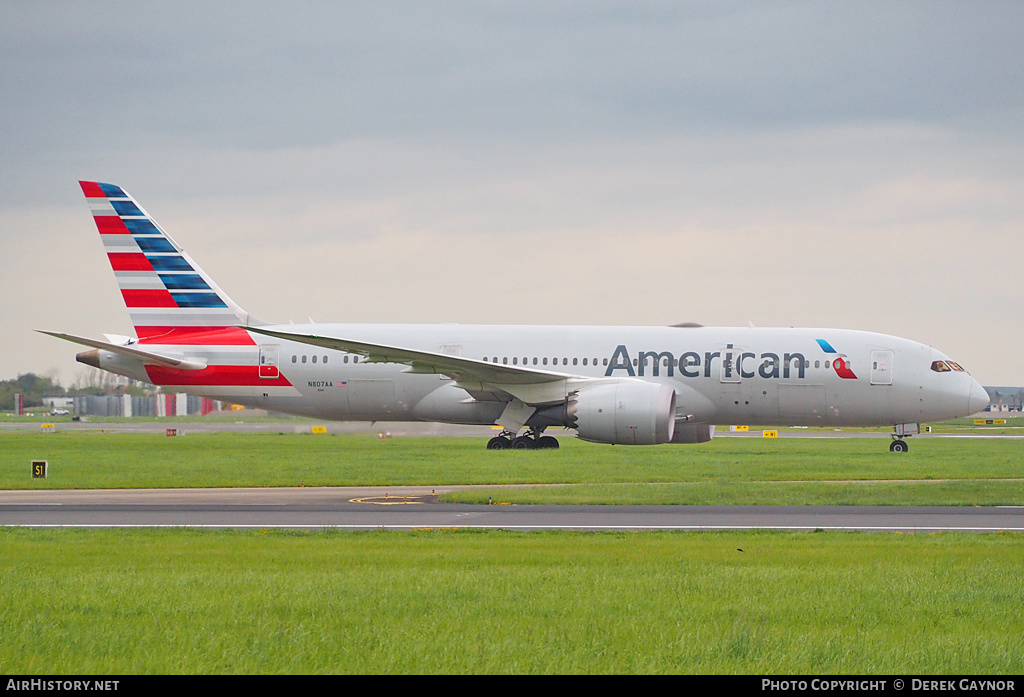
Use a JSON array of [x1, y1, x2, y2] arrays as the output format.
[[1, 368, 158, 410], [0, 373, 65, 410], [69, 367, 156, 396]]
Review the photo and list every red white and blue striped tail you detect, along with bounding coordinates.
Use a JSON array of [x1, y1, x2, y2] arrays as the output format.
[[80, 181, 260, 345]]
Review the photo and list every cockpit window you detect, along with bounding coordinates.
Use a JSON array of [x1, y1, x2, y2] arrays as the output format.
[[931, 361, 951, 373], [946, 361, 965, 372]]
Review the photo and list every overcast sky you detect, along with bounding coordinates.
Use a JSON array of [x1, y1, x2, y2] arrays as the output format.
[[2, 1, 1022, 386]]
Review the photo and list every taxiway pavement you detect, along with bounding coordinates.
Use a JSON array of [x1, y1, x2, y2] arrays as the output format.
[[1, 487, 1022, 532]]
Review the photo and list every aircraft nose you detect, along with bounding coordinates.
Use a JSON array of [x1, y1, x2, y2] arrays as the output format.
[[968, 379, 990, 415]]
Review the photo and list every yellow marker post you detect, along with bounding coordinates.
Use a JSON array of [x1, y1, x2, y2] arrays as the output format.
[[40, 423, 55, 433], [763, 430, 778, 439], [311, 426, 327, 434]]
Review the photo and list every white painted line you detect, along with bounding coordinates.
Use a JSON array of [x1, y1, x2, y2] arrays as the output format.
[[3, 524, 1023, 532]]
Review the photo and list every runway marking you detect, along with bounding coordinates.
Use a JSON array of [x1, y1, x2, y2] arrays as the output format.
[[348, 496, 425, 505], [4, 524, 1024, 532]]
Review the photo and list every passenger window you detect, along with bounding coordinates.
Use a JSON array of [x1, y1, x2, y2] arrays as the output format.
[[312, 355, 317, 364], [583, 358, 588, 366], [291, 355, 297, 363], [301, 355, 307, 364]]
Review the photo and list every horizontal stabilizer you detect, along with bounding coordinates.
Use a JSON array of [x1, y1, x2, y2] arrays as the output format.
[[38, 331, 208, 371]]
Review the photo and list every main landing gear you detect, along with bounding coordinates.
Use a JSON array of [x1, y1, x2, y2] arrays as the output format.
[[486, 428, 560, 450]]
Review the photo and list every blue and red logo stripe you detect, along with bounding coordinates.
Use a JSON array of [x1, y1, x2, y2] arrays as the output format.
[[816, 339, 858, 379]]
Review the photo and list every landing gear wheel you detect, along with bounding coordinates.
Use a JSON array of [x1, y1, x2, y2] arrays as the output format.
[[511, 435, 537, 450], [487, 436, 511, 450], [536, 436, 559, 450], [889, 439, 909, 453]]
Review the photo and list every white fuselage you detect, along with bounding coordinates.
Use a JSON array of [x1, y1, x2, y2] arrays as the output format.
[[109, 323, 987, 428]]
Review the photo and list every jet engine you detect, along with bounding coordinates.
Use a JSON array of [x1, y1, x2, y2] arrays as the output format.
[[568, 379, 677, 445]]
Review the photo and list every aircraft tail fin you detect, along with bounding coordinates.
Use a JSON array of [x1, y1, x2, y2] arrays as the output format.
[[79, 181, 262, 344]]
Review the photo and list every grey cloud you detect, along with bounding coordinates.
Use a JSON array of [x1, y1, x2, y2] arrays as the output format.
[[3, 1, 1023, 167], [2, 2, 1023, 384]]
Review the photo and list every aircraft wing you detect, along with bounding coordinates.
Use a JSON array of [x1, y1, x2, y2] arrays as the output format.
[[245, 327, 585, 405], [38, 331, 209, 371]]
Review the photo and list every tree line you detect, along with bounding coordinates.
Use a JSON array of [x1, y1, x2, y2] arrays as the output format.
[[2, 370, 155, 411]]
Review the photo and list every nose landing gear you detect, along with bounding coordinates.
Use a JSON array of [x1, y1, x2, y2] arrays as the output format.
[[889, 422, 919, 452], [889, 438, 909, 452]]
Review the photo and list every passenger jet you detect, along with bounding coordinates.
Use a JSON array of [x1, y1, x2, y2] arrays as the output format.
[[45, 181, 989, 451]]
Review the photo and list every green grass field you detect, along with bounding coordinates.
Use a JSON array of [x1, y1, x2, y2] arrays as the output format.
[[2, 428, 1022, 674], [2, 430, 1021, 506], [1, 527, 1022, 674]]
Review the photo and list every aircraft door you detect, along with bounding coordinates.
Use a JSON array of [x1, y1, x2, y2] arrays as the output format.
[[720, 345, 742, 383], [870, 350, 893, 385], [259, 344, 280, 379]]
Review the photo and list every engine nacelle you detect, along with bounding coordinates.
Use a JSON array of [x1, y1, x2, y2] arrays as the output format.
[[572, 380, 677, 445]]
